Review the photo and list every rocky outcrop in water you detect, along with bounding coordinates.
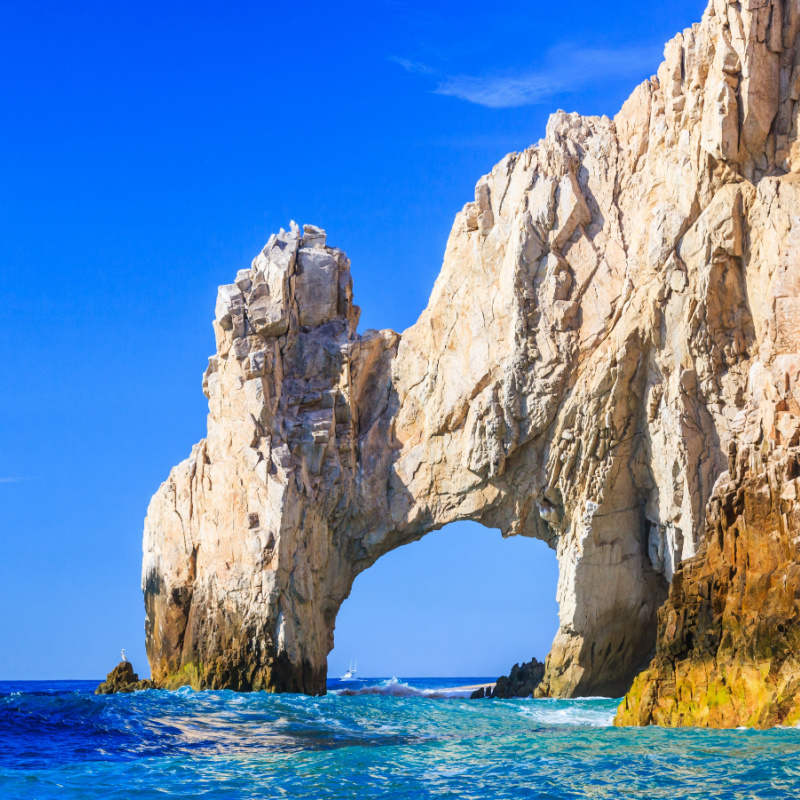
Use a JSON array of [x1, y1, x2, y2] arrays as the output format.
[[143, 0, 800, 724], [96, 662, 155, 694], [471, 658, 546, 699]]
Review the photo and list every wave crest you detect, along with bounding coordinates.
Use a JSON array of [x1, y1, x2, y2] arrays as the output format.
[[334, 678, 473, 699]]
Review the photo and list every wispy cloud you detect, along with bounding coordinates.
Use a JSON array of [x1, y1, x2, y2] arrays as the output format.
[[388, 56, 437, 77], [394, 43, 661, 109], [0, 477, 34, 483]]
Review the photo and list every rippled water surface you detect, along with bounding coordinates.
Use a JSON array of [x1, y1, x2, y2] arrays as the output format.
[[2, 678, 800, 798]]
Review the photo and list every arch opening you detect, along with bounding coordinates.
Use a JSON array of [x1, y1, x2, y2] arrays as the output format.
[[328, 521, 559, 682]]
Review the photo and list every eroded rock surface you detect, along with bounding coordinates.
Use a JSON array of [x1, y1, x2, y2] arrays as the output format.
[[144, 0, 800, 720]]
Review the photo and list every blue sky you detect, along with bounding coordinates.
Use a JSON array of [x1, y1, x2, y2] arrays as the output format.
[[0, 0, 706, 680]]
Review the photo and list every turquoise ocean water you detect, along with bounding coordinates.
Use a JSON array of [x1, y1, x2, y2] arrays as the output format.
[[2, 677, 800, 798]]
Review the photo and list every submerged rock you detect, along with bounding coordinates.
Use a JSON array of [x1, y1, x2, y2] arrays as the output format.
[[95, 661, 155, 694], [142, 0, 800, 726]]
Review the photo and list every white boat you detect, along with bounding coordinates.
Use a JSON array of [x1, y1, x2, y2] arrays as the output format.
[[339, 660, 358, 681]]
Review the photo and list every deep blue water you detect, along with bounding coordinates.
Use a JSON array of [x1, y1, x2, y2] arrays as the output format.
[[2, 678, 800, 799]]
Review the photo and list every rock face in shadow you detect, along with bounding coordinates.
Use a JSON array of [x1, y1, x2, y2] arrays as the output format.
[[95, 662, 155, 694], [471, 658, 546, 699], [143, 0, 800, 722]]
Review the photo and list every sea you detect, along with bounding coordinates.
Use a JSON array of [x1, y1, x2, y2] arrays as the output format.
[[2, 677, 800, 799]]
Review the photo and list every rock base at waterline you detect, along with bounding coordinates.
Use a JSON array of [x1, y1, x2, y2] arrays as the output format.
[[616, 445, 800, 728], [96, 661, 156, 694], [472, 658, 545, 699]]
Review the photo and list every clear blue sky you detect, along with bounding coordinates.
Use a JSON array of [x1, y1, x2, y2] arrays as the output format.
[[0, 0, 706, 680]]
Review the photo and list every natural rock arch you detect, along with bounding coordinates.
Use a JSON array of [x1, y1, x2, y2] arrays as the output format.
[[142, 194, 677, 696], [144, 1, 800, 710]]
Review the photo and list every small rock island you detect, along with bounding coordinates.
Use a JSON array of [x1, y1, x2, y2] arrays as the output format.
[[471, 658, 546, 699], [96, 662, 155, 694]]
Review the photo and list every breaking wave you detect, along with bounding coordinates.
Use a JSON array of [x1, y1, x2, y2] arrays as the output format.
[[334, 677, 475, 698]]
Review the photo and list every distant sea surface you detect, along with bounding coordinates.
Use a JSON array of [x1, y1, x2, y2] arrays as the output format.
[[2, 678, 800, 798]]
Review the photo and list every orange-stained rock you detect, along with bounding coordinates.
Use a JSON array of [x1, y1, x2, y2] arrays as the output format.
[[616, 441, 800, 728]]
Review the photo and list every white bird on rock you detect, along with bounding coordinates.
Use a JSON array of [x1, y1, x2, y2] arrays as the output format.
[[121, 649, 127, 663]]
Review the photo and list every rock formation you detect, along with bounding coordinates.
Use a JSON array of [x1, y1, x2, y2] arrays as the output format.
[[616, 394, 800, 727], [96, 662, 155, 694], [143, 0, 800, 724], [471, 657, 546, 699]]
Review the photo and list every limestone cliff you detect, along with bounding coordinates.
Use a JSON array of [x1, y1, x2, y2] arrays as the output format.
[[144, 0, 800, 723]]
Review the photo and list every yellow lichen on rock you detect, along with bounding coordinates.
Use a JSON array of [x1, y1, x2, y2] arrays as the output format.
[[617, 438, 800, 728]]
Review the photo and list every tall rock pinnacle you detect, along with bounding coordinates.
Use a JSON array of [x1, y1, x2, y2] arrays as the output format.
[[144, 1, 800, 725]]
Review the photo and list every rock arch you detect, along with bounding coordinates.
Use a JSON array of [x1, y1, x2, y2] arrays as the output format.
[[143, 208, 672, 695], [144, 1, 800, 703]]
